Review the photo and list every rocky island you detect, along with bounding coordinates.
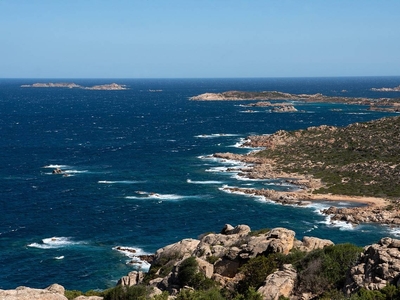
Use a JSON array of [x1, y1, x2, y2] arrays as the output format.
[[371, 85, 400, 92], [21, 82, 127, 90], [190, 90, 400, 112]]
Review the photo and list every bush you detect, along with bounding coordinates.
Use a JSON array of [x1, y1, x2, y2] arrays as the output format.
[[176, 287, 225, 300], [236, 254, 278, 294], [103, 285, 148, 300], [294, 243, 363, 296]]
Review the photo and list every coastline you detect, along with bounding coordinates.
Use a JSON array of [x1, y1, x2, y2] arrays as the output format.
[[213, 127, 400, 226]]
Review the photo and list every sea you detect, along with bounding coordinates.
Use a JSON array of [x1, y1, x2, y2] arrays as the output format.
[[1, 77, 400, 292]]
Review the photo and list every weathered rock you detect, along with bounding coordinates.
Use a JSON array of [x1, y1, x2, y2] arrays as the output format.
[[257, 264, 297, 300], [0, 284, 67, 300], [117, 271, 144, 287], [295, 236, 334, 252], [265, 228, 295, 255], [195, 257, 214, 278], [345, 237, 400, 294], [153, 238, 200, 265]]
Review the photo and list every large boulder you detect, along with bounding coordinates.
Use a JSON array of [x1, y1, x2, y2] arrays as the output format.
[[0, 284, 67, 300], [153, 238, 200, 265], [345, 237, 400, 294], [257, 264, 297, 300], [117, 271, 144, 287], [295, 236, 334, 252]]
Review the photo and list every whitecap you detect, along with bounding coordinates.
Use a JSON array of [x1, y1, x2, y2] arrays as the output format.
[[64, 170, 88, 174], [43, 164, 70, 169], [98, 180, 141, 184], [194, 133, 240, 138], [54, 256, 65, 260], [187, 179, 223, 184], [28, 237, 83, 249], [125, 192, 195, 201]]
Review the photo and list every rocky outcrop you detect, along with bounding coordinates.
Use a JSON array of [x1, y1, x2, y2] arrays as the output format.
[[272, 105, 298, 113], [323, 206, 400, 225], [295, 236, 334, 252], [116, 224, 334, 298], [117, 271, 144, 287], [0, 284, 67, 300], [345, 237, 400, 294], [257, 264, 297, 300]]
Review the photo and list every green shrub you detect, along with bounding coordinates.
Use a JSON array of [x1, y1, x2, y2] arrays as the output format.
[[176, 287, 225, 300], [206, 255, 219, 264], [103, 285, 148, 300], [236, 254, 278, 294], [178, 257, 199, 287]]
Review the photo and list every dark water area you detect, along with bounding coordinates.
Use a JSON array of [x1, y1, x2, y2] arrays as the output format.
[[1, 77, 399, 291]]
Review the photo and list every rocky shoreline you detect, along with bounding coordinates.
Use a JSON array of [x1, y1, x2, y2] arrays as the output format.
[[211, 115, 400, 227]]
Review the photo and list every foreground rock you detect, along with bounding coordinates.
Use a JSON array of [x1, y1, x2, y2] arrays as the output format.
[[0, 284, 67, 300], [118, 224, 333, 298], [345, 237, 400, 294]]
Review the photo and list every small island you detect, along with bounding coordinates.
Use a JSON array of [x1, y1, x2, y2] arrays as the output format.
[[21, 82, 128, 90], [371, 85, 400, 92], [190, 90, 400, 112]]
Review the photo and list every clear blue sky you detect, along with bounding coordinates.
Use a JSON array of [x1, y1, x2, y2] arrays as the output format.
[[1, 0, 399, 78]]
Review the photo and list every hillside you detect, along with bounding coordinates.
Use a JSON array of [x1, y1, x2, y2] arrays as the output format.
[[249, 116, 400, 198]]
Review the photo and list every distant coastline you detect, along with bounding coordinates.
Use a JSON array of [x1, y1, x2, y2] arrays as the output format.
[[190, 90, 400, 112], [21, 82, 127, 90]]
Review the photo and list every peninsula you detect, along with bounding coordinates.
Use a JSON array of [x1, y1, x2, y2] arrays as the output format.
[[190, 90, 400, 112], [214, 116, 400, 226], [21, 82, 127, 90]]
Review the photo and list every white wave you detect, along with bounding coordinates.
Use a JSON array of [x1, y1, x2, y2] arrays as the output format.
[[218, 185, 268, 203], [231, 173, 265, 181], [43, 164, 70, 169], [125, 192, 194, 201], [28, 237, 83, 249], [194, 133, 240, 138], [54, 256, 65, 260], [113, 246, 151, 271], [187, 179, 223, 184], [389, 227, 400, 237], [64, 170, 88, 174], [320, 215, 356, 231], [98, 180, 141, 184]]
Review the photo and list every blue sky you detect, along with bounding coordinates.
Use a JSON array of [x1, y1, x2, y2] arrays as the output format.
[[1, 0, 399, 78]]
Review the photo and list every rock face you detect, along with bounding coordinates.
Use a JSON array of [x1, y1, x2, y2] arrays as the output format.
[[0, 284, 67, 300], [257, 264, 297, 300], [345, 237, 400, 294]]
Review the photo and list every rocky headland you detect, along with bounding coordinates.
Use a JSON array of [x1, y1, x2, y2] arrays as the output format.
[[21, 83, 127, 90], [190, 90, 400, 112], [4, 224, 400, 299], [214, 116, 400, 227]]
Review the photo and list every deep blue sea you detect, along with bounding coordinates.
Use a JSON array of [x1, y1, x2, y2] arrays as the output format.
[[1, 77, 400, 291]]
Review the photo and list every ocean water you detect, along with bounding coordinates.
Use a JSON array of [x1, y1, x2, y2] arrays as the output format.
[[1, 77, 400, 291]]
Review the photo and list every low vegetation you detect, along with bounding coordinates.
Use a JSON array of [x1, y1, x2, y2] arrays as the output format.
[[255, 116, 400, 198]]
